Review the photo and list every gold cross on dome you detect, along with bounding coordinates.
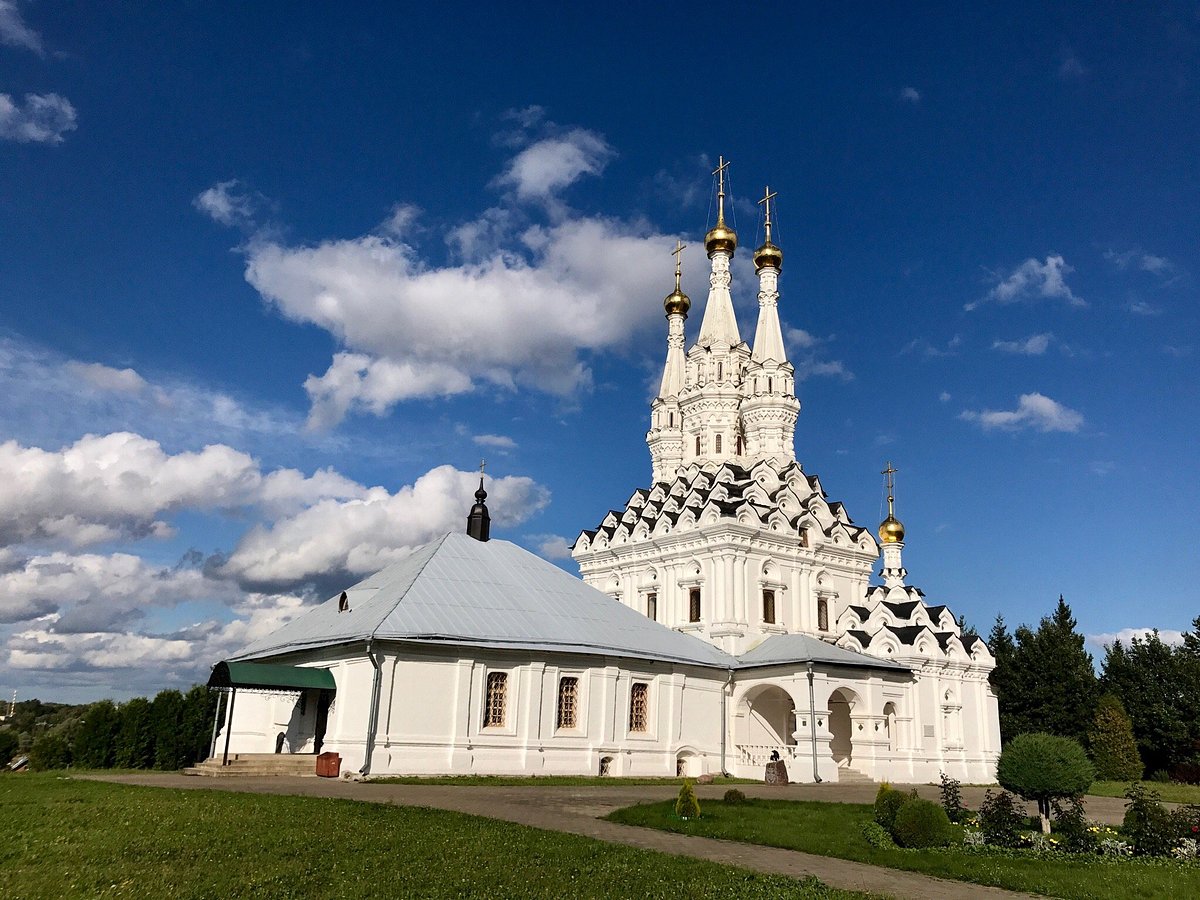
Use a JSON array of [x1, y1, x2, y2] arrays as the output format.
[[712, 155, 731, 193], [881, 461, 898, 507], [479, 458, 487, 476], [671, 240, 686, 278], [757, 186, 778, 220]]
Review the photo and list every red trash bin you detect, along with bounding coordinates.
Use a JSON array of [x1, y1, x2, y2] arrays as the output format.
[[316, 751, 341, 777]]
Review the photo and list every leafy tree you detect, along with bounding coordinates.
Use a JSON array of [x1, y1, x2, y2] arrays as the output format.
[[180, 686, 217, 766], [28, 731, 72, 770], [114, 697, 155, 769], [997, 732, 1095, 834], [1101, 630, 1192, 775], [152, 690, 185, 771], [675, 780, 700, 818], [72, 700, 120, 769], [1088, 693, 1143, 781], [0, 728, 19, 763]]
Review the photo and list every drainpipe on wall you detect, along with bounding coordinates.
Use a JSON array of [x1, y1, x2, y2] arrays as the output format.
[[359, 640, 382, 776], [720, 668, 733, 777], [806, 662, 822, 783]]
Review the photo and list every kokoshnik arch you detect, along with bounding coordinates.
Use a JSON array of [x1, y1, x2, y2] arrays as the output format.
[[206, 161, 1002, 783]]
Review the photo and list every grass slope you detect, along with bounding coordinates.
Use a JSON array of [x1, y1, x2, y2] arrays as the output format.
[[372, 775, 755, 787], [1088, 780, 1200, 805], [608, 798, 1200, 900], [0, 775, 866, 900]]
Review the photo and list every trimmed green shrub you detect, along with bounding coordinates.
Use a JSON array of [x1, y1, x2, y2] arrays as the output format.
[[1123, 783, 1177, 856], [997, 732, 1094, 833], [28, 732, 71, 771], [860, 821, 896, 849], [722, 788, 747, 805], [873, 783, 913, 831], [675, 780, 700, 819], [891, 797, 954, 849], [979, 789, 1024, 848], [938, 770, 966, 823], [1088, 694, 1143, 782]]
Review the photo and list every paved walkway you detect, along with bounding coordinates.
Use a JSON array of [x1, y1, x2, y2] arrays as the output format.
[[85, 774, 1053, 899]]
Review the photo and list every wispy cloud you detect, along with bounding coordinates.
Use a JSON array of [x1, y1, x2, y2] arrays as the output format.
[[0, 1, 44, 55], [1105, 248, 1179, 285], [1086, 628, 1184, 652], [992, 333, 1053, 355], [960, 392, 1084, 433], [899, 86, 921, 104], [1125, 299, 1162, 316], [901, 335, 962, 357], [473, 433, 517, 450], [526, 533, 573, 561], [0, 92, 76, 144], [1090, 460, 1115, 476], [494, 128, 615, 203], [1057, 50, 1087, 80], [194, 179, 260, 228], [967, 256, 1084, 311]]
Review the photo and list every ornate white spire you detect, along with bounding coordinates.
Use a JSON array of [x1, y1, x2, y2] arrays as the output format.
[[751, 186, 787, 364], [659, 240, 689, 397], [696, 156, 741, 348], [648, 241, 689, 481]]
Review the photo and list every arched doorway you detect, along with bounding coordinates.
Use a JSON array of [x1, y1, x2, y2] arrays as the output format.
[[882, 701, 897, 752], [735, 685, 797, 765], [828, 687, 859, 768]]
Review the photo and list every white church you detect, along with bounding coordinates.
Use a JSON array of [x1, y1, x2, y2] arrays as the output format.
[[208, 165, 1002, 783]]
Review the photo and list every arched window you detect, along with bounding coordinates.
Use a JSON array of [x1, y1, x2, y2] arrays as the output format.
[[646, 592, 657, 622], [768, 376, 773, 393], [629, 683, 649, 732], [817, 598, 829, 632], [483, 672, 507, 728], [668, 411, 674, 427], [736, 434, 743, 455], [762, 589, 776, 625], [338, 591, 348, 612], [715, 434, 722, 454], [717, 362, 723, 380], [556, 677, 579, 729], [689, 588, 702, 622], [695, 435, 701, 456]]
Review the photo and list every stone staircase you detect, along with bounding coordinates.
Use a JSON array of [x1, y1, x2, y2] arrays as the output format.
[[184, 753, 318, 777], [835, 766, 873, 784]]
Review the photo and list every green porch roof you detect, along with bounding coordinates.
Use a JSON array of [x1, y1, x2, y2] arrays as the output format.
[[208, 660, 335, 692]]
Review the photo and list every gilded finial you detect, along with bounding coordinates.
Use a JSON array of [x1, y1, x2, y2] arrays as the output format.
[[753, 185, 783, 271], [877, 461, 905, 544], [664, 239, 691, 316], [705, 155, 738, 257]]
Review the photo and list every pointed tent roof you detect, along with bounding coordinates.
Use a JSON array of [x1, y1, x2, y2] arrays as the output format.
[[231, 532, 738, 668]]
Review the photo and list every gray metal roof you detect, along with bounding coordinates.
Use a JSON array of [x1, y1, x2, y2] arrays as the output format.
[[736, 632, 910, 672], [231, 532, 738, 669]]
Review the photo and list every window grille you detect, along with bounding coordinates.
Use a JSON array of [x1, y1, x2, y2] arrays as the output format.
[[629, 683, 649, 732], [818, 598, 829, 632], [556, 677, 578, 729], [715, 434, 722, 453], [647, 592, 657, 622], [763, 589, 776, 624], [483, 672, 507, 728], [689, 588, 701, 622]]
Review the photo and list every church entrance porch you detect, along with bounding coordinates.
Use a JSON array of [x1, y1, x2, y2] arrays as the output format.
[[734, 684, 799, 768], [828, 687, 858, 769]]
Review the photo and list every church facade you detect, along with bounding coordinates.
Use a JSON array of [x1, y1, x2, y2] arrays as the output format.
[[210, 168, 1001, 783]]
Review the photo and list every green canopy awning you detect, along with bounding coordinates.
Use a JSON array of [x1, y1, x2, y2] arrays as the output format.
[[208, 661, 336, 692]]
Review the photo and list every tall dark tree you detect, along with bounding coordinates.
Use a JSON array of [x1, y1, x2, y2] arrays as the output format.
[[0, 728, 19, 763], [72, 700, 120, 769], [151, 689, 185, 771], [1101, 630, 1192, 775], [180, 686, 217, 766], [987, 598, 1098, 743], [113, 697, 155, 769], [1088, 693, 1143, 781]]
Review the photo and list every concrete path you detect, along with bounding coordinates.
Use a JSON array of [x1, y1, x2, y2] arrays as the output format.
[[84, 774, 1051, 899]]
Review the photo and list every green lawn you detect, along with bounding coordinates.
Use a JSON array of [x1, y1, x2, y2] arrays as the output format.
[[0, 775, 867, 900], [607, 798, 1200, 900], [1089, 780, 1200, 805], [372, 774, 756, 787]]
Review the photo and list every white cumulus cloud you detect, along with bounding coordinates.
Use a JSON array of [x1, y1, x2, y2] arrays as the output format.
[[65, 361, 149, 394], [495, 129, 615, 202], [967, 255, 1084, 311], [1086, 628, 1185, 651], [194, 179, 258, 227], [960, 392, 1084, 433], [0, 92, 76, 144]]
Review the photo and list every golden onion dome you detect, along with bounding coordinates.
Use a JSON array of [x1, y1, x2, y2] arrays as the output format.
[[705, 221, 738, 257], [878, 514, 905, 544], [753, 239, 783, 271], [664, 285, 691, 316]]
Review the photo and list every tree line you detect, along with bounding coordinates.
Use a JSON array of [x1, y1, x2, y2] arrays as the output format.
[[0, 686, 217, 772], [988, 597, 1200, 783]]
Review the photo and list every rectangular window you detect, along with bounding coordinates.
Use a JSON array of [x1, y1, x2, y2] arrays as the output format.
[[556, 677, 578, 729], [715, 434, 722, 453], [688, 588, 701, 623], [763, 589, 776, 625], [695, 435, 701, 455], [818, 598, 829, 632], [629, 682, 649, 733], [646, 592, 657, 622], [483, 672, 507, 728]]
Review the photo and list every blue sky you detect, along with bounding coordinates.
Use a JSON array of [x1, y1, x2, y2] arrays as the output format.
[[1, 2, 1197, 701]]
